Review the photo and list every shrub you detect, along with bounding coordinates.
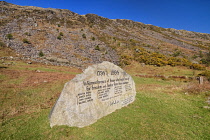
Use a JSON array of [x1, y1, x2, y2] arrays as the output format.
[[57, 36, 62, 40], [0, 41, 6, 47], [23, 38, 31, 44], [39, 50, 44, 57], [82, 34, 86, 39], [192, 55, 198, 59], [6, 34, 13, 40], [59, 32, 64, 36], [190, 63, 205, 70], [92, 37, 95, 41], [200, 58, 208, 64], [121, 59, 131, 65], [198, 70, 210, 81], [121, 55, 133, 65], [201, 50, 210, 66], [172, 49, 182, 57], [113, 37, 116, 42], [95, 45, 100, 51], [24, 32, 31, 36], [199, 50, 204, 58]]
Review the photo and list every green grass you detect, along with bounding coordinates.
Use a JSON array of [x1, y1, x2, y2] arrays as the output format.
[[1, 61, 210, 139], [124, 62, 202, 77], [1, 91, 209, 139], [133, 76, 172, 85]]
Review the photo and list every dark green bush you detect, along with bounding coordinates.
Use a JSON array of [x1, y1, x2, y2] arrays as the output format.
[[95, 45, 100, 51], [24, 32, 31, 36], [59, 32, 63, 36], [92, 37, 95, 41], [57, 36, 62, 40], [82, 34, 86, 39], [23, 38, 31, 44], [6, 34, 13, 40], [39, 50, 44, 57]]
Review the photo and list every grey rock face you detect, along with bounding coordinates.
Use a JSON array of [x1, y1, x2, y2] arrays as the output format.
[[49, 61, 136, 128]]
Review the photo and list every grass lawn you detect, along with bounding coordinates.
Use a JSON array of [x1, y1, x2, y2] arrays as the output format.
[[0, 59, 209, 139]]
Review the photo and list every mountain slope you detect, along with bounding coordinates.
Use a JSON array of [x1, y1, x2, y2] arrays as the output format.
[[1, 1, 210, 67]]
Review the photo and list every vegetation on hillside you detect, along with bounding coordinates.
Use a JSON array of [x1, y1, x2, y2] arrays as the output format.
[[120, 46, 206, 70]]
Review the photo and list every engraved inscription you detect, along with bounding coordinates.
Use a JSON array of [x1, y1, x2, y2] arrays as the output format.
[[77, 92, 93, 104], [111, 70, 119, 75], [77, 70, 133, 105], [114, 86, 122, 94], [97, 70, 107, 76], [125, 84, 132, 91], [122, 96, 133, 106], [98, 88, 110, 99], [110, 100, 120, 106]]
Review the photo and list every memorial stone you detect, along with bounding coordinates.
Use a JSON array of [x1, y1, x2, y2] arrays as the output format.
[[49, 61, 136, 128]]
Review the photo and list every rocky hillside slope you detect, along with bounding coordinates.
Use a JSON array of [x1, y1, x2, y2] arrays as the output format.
[[1, 1, 210, 67]]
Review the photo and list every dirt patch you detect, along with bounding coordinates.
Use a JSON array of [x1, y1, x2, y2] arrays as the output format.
[[23, 71, 75, 87]]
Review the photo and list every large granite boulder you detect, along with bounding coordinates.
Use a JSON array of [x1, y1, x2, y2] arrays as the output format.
[[49, 61, 136, 128]]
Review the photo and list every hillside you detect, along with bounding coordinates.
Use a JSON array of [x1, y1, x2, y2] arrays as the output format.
[[0, 1, 210, 68]]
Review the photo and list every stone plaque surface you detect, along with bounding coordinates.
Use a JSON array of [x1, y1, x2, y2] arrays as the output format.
[[49, 61, 136, 128]]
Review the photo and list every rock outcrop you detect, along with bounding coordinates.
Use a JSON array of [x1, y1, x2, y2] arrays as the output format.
[[1, 1, 210, 67]]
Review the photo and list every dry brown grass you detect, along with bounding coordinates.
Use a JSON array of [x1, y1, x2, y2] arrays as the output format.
[[183, 81, 210, 95]]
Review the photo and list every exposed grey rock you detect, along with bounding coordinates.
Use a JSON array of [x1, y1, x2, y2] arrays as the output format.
[[1, 2, 210, 68], [203, 106, 210, 109], [49, 61, 136, 128]]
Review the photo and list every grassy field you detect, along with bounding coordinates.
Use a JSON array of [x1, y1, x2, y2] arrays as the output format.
[[1, 56, 210, 139]]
